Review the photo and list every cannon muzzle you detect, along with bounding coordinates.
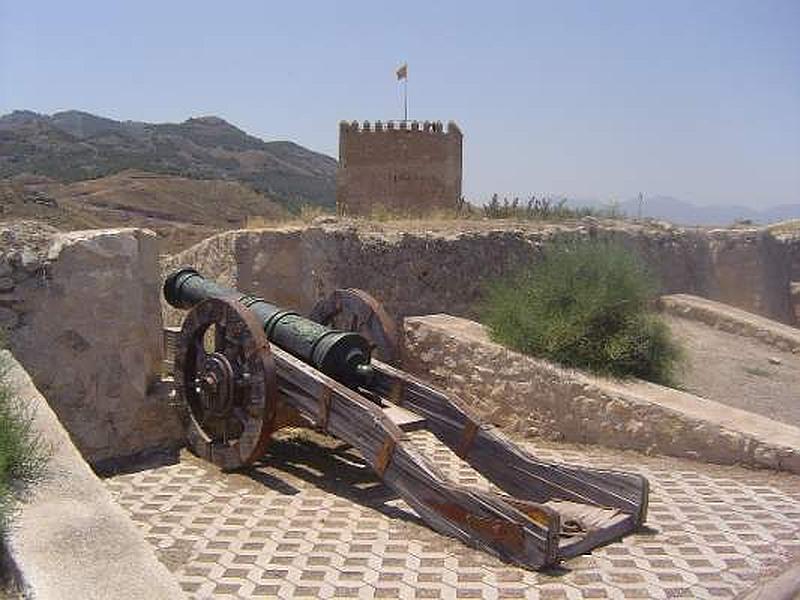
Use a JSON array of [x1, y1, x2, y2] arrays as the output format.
[[164, 267, 373, 386]]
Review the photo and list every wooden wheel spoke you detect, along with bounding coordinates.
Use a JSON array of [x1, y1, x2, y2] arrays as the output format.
[[309, 288, 400, 364], [193, 334, 206, 359], [232, 406, 249, 425], [214, 325, 227, 352], [222, 341, 240, 363]]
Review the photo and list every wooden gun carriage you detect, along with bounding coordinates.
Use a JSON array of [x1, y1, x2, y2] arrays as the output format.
[[163, 268, 648, 569]]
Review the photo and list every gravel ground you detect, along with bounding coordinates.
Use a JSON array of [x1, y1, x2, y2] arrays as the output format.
[[667, 315, 800, 427]]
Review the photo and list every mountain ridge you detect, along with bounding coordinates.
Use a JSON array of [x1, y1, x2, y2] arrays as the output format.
[[0, 109, 337, 209], [565, 194, 799, 226], [620, 195, 800, 226]]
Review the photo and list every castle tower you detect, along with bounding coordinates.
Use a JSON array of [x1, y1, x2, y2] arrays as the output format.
[[336, 120, 463, 216]]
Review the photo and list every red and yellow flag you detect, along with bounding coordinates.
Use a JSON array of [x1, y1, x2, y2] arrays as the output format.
[[396, 63, 408, 80]]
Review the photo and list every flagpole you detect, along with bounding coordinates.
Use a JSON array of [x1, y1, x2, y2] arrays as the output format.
[[403, 77, 408, 122], [396, 63, 408, 121]]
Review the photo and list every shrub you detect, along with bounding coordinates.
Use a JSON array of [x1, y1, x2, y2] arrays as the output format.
[[481, 239, 682, 385], [0, 353, 49, 532]]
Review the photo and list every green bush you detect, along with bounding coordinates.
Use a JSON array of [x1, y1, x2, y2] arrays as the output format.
[[481, 239, 682, 385], [0, 353, 49, 532]]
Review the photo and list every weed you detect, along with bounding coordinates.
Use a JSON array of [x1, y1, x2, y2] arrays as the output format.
[[0, 353, 50, 532], [481, 194, 622, 220]]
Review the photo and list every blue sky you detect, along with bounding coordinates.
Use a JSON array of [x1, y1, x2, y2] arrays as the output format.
[[1, 0, 798, 207]]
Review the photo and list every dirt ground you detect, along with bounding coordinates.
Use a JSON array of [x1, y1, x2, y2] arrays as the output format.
[[667, 314, 800, 427]]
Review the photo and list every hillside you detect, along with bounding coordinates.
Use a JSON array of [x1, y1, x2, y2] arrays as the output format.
[[0, 170, 289, 252], [0, 110, 337, 209]]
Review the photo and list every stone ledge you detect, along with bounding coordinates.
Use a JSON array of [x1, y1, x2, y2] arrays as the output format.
[[659, 293, 800, 352], [403, 314, 800, 474], [1, 351, 185, 600], [737, 558, 800, 599]]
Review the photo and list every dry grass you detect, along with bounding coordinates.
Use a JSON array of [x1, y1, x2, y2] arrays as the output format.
[[1, 170, 289, 252], [334, 196, 624, 224]]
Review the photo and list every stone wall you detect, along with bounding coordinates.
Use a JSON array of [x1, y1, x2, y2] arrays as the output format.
[[1, 221, 182, 463], [164, 220, 797, 327], [0, 217, 793, 467], [337, 121, 462, 216], [773, 229, 800, 325], [777, 231, 800, 282], [706, 229, 794, 326]]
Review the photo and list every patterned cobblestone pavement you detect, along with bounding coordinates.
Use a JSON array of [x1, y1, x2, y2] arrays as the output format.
[[105, 431, 800, 599]]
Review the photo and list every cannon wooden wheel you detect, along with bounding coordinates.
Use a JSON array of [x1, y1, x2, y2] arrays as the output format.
[[174, 296, 279, 470], [309, 288, 400, 364]]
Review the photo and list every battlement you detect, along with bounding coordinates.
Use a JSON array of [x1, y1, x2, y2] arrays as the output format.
[[340, 120, 462, 137], [337, 118, 463, 216]]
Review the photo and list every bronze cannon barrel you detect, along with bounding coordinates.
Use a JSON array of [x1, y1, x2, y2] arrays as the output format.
[[164, 267, 373, 386]]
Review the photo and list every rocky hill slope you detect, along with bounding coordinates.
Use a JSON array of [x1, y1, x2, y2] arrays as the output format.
[[0, 170, 288, 252], [0, 110, 337, 209]]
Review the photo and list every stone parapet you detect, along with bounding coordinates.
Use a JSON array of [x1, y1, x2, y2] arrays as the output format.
[[402, 314, 800, 474], [339, 119, 461, 135], [164, 221, 797, 327], [737, 558, 800, 600], [1, 351, 185, 599], [659, 293, 800, 352]]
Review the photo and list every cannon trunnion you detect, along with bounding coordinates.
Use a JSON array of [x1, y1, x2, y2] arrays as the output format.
[[164, 268, 649, 570]]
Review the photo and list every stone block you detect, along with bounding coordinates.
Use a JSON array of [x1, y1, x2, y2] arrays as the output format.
[[7, 227, 183, 463]]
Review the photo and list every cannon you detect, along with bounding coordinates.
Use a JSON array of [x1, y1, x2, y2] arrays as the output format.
[[164, 268, 649, 570], [165, 268, 374, 386]]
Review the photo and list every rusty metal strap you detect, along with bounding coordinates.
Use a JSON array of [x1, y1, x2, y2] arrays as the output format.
[[456, 419, 479, 459], [374, 436, 397, 476], [430, 501, 524, 555], [317, 388, 333, 431]]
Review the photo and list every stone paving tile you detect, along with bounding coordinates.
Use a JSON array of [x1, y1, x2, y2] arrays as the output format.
[[105, 432, 800, 599]]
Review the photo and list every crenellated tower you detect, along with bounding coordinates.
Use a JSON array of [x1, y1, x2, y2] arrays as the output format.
[[337, 120, 463, 216]]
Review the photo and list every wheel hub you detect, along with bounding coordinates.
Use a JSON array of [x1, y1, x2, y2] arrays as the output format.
[[198, 352, 236, 417]]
